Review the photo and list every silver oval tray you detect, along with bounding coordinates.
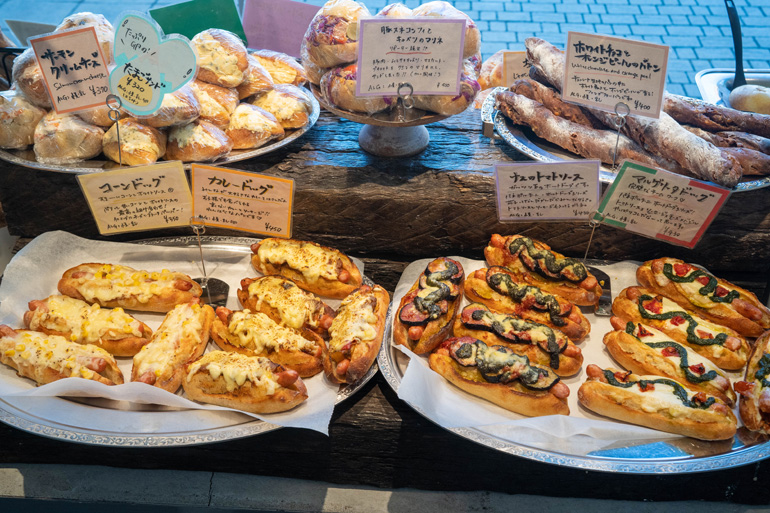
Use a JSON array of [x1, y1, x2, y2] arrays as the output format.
[[0, 95, 320, 175], [378, 257, 770, 474], [481, 86, 770, 192], [0, 235, 377, 446]]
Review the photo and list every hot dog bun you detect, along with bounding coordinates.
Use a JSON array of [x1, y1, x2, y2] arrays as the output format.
[[736, 331, 770, 435]]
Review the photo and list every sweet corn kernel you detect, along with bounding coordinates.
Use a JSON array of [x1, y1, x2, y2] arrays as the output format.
[[154, 369, 162, 377], [15, 344, 25, 351], [4, 350, 15, 357]]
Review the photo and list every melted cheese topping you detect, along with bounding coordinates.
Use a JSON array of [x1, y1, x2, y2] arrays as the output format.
[[69, 264, 187, 305], [28, 295, 143, 345], [187, 351, 277, 394], [228, 104, 280, 132], [133, 303, 203, 377], [630, 323, 721, 375], [257, 239, 341, 283], [105, 123, 161, 156], [610, 374, 699, 416], [0, 330, 111, 381], [169, 123, 221, 148], [226, 310, 317, 354], [652, 295, 728, 338], [252, 90, 306, 122], [193, 32, 243, 85], [483, 310, 554, 346], [328, 289, 378, 352], [246, 276, 321, 330]]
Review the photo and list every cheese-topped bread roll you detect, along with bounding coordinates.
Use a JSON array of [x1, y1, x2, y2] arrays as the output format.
[[304, 0, 370, 69], [0, 325, 123, 386], [250, 238, 362, 299], [24, 295, 152, 357], [183, 351, 308, 414], [235, 55, 275, 100], [166, 120, 233, 162], [137, 85, 201, 128], [33, 112, 104, 165], [132, 302, 214, 393], [325, 284, 389, 384], [103, 119, 167, 166], [225, 103, 284, 150], [250, 49, 307, 87], [192, 29, 249, 88], [249, 84, 313, 129], [0, 89, 46, 150], [58, 263, 202, 313], [211, 307, 324, 377], [12, 48, 51, 108], [189, 80, 239, 130]]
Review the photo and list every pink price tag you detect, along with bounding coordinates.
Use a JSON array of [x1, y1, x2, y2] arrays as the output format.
[[242, 0, 320, 58]]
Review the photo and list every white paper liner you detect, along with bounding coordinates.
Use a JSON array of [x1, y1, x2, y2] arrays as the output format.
[[0, 231, 350, 435], [392, 256, 744, 455]]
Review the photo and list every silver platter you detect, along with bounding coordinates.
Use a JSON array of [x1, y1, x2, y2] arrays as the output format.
[[481, 86, 770, 192], [0, 95, 320, 175], [0, 235, 377, 446]]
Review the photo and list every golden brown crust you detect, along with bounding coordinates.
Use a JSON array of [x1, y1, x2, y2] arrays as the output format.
[[250, 50, 307, 87], [33, 112, 104, 165], [0, 90, 46, 150], [57, 263, 202, 313], [192, 29, 249, 88], [136, 85, 201, 128], [249, 84, 312, 129], [429, 350, 569, 416], [636, 258, 770, 338], [12, 48, 52, 108], [165, 120, 233, 162], [738, 331, 770, 434], [235, 55, 275, 100], [478, 49, 504, 90], [225, 104, 284, 150], [189, 80, 239, 129], [103, 119, 167, 166]]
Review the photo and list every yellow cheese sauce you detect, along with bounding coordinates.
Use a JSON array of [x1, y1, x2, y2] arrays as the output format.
[[227, 310, 317, 353], [133, 303, 203, 378], [246, 276, 322, 330], [328, 290, 377, 352], [257, 239, 340, 283], [187, 351, 277, 395], [71, 264, 184, 305]]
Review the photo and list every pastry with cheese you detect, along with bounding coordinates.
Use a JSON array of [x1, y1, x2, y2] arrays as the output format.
[[250, 49, 307, 87], [132, 301, 214, 393], [210, 307, 324, 377], [183, 351, 308, 413], [58, 263, 203, 313], [0, 89, 46, 149], [304, 0, 370, 69], [166, 119, 233, 162], [225, 103, 284, 150], [324, 284, 389, 384], [735, 331, 770, 434], [137, 84, 201, 128], [189, 79, 239, 129], [12, 48, 51, 108], [33, 112, 104, 165], [235, 55, 274, 100], [250, 238, 362, 299], [54, 12, 115, 63], [248, 84, 313, 129], [0, 325, 123, 386], [192, 29, 249, 88], [24, 295, 152, 357], [103, 118, 167, 166], [579, 364, 737, 441]]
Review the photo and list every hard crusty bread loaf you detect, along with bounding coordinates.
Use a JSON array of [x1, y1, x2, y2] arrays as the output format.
[[664, 92, 770, 138]]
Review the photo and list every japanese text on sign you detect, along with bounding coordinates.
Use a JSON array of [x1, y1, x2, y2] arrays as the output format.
[[191, 164, 294, 237], [356, 18, 465, 96], [30, 27, 110, 114], [593, 160, 730, 249], [77, 162, 193, 235], [563, 32, 668, 118], [495, 161, 601, 221], [502, 51, 530, 87]]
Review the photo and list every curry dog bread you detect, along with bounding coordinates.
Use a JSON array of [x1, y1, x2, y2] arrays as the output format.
[[612, 286, 749, 371], [183, 351, 308, 414], [484, 234, 602, 306], [453, 303, 583, 376], [23, 295, 152, 357], [464, 266, 590, 342], [735, 331, 770, 434], [58, 263, 202, 313], [636, 258, 770, 338], [325, 284, 389, 384], [250, 238, 362, 299], [210, 307, 324, 378], [605, 316, 735, 406], [0, 325, 123, 386], [237, 276, 335, 339], [430, 336, 570, 416], [394, 257, 465, 355], [579, 364, 737, 441], [131, 302, 214, 393]]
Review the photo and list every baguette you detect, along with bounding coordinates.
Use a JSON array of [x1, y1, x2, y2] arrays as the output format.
[[735, 331, 770, 434], [664, 93, 770, 139], [579, 364, 737, 441], [510, 77, 604, 129], [636, 258, 770, 338], [429, 336, 570, 416], [183, 351, 308, 414]]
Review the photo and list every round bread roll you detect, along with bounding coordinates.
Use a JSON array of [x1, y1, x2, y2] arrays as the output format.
[[235, 55, 274, 100], [166, 120, 233, 162], [729, 84, 770, 115], [250, 50, 307, 87], [192, 29, 249, 88], [136, 84, 200, 128], [103, 118, 167, 166], [249, 84, 313, 129], [413, 61, 480, 116], [412, 1, 481, 59], [54, 12, 115, 63], [320, 64, 391, 114], [0, 89, 47, 149], [478, 49, 505, 90], [377, 3, 413, 16], [11, 48, 51, 109], [76, 103, 127, 128], [225, 103, 285, 150], [189, 80, 239, 129], [33, 111, 104, 165], [304, 0, 370, 69], [301, 40, 328, 86]]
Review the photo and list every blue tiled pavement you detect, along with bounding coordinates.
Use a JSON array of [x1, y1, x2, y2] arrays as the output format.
[[1, 0, 768, 99]]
